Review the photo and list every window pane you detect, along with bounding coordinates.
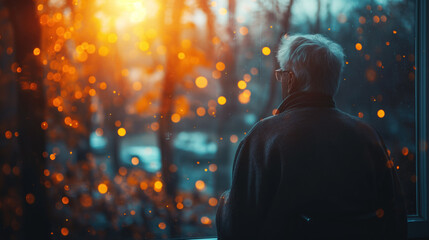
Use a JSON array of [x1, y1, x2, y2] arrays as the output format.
[[0, 0, 416, 239], [287, 0, 417, 216], [327, 1, 417, 215]]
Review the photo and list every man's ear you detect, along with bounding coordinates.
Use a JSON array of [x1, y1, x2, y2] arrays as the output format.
[[287, 76, 295, 94], [288, 74, 301, 94]]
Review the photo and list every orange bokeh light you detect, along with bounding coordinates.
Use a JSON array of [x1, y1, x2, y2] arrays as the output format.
[[80, 194, 93, 208], [62, 196, 69, 205], [209, 164, 217, 172], [158, 222, 166, 230], [171, 113, 181, 123], [41, 121, 48, 130], [98, 183, 108, 194], [131, 157, 139, 165], [377, 109, 385, 118], [117, 128, 126, 137], [177, 202, 184, 209], [216, 62, 225, 71], [178, 52, 185, 59], [238, 90, 251, 104], [373, 15, 380, 23], [195, 180, 205, 191], [26, 193, 35, 204], [237, 80, 247, 89], [208, 197, 218, 207], [402, 147, 409, 156], [195, 76, 208, 88], [33, 47, 41, 56], [61, 227, 69, 236], [200, 216, 212, 225], [239, 26, 248, 36], [262, 47, 271, 55], [4, 130, 12, 139], [154, 180, 163, 192], [140, 181, 148, 190], [196, 107, 206, 117], [355, 43, 362, 51], [230, 134, 238, 143], [217, 96, 226, 105], [151, 122, 159, 131]]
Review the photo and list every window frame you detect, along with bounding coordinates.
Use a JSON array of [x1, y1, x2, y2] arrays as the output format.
[[407, 0, 429, 238]]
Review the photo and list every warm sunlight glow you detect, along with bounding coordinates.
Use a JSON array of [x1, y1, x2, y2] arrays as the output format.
[[101, 0, 151, 24]]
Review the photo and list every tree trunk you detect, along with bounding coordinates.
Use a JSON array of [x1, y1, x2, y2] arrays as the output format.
[[5, 0, 49, 239], [157, 0, 184, 236], [314, 0, 321, 33], [258, 0, 294, 120], [214, 0, 237, 195]]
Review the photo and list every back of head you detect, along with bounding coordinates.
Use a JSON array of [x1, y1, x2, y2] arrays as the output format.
[[276, 34, 345, 96]]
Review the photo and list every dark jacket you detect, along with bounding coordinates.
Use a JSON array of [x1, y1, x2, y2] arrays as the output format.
[[216, 91, 407, 239]]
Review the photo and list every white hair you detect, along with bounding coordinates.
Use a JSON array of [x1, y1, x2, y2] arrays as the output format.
[[276, 34, 345, 96]]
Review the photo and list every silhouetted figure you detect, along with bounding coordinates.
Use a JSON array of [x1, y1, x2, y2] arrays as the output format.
[[216, 34, 407, 239]]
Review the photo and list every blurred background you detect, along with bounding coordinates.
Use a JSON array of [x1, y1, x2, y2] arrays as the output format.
[[0, 0, 417, 239]]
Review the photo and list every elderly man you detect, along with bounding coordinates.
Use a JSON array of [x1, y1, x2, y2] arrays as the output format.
[[216, 34, 407, 239]]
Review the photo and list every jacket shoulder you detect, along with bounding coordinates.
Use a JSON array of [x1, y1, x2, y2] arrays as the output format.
[[338, 108, 377, 127], [334, 109, 384, 144], [244, 115, 277, 137]]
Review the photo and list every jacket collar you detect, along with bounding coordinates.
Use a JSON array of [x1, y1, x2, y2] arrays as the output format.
[[276, 91, 336, 114]]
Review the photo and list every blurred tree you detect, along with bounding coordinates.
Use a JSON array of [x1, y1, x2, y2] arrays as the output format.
[[257, 0, 294, 119], [157, 0, 185, 235], [5, 0, 49, 239], [214, 0, 238, 195]]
